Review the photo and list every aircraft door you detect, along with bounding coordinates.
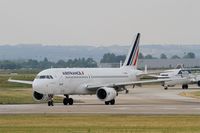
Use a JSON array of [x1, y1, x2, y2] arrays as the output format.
[[59, 75, 65, 94]]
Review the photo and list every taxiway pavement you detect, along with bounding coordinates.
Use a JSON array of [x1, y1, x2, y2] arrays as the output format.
[[0, 85, 200, 114]]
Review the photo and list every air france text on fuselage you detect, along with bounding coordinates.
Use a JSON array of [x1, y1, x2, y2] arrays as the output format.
[[62, 71, 84, 75]]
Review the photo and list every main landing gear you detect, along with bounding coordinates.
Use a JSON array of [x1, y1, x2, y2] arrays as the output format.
[[182, 84, 188, 89], [63, 95, 74, 105], [48, 94, 54, 106], [105, 99, 115, 105], [164, 86, 168, 90]]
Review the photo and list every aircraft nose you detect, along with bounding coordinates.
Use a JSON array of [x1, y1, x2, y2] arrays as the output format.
[[32, 78, 48, 94], [32, 79, 44, 92], [32, 79, 39, 91]]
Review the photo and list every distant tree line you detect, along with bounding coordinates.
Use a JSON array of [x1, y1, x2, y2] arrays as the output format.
[[0, 52, 196, 69], [100, 53, 126, 63], [100, 52, 196, 63]]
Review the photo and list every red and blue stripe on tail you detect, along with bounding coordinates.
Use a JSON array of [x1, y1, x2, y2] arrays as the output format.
[[122, 33, 140, 68]]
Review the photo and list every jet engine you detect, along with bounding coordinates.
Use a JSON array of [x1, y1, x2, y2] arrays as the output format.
[[96, 87, 117, 102], [197, 81, 200, 87], [32, 91, 49, 101]]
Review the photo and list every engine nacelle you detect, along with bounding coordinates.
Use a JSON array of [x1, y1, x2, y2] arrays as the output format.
[[32, 91, 49, 102], [197, 81, 200, 87], [96, 87, 117, 102]]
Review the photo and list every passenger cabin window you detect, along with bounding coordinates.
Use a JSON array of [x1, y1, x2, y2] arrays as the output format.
[[36, 75, 53, 79], [161, 74, 168, 76]]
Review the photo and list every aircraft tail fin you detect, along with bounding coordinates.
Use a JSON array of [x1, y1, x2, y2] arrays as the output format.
[[122, 33, 140, 68]]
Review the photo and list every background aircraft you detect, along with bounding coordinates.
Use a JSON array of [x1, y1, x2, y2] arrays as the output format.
[[151, 65, 200, 90]]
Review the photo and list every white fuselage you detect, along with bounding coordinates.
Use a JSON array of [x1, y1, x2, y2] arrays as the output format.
[[32, 67, 141, 95]]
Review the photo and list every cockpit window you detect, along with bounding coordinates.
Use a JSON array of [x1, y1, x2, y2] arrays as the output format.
[[36, 75, 53, 79], [40, 76, 46, 79]]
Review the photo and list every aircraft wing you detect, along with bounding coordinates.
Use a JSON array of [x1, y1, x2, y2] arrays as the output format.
[[146, 74, 170, 79], [8, 78, 33, 85], [86, 78, 171, 90], [135, 71, 165, 79]]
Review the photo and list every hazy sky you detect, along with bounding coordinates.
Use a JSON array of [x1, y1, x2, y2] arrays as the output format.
[[0, 0, 199, 46]]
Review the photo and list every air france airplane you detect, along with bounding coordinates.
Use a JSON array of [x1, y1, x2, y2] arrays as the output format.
[[153, 68, 200, 90], [154, 69, 192, 90], [9, 33, 170, 106]]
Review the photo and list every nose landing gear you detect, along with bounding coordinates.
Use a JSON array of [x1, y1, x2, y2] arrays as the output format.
[[48, 94, 54, 106], [48, 100, 54, 106]]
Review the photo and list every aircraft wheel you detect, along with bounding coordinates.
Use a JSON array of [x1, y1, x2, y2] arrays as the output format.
[[105, 101, 109, 105], [110, 99, 115, 105], [182, 85, 185, 89], [68, 98, 74, 105], [182, 84, 188, 89], [51, 101, 54, 106], [63, 98, 68, 105], [48, 101, 51, 106], [48, 100, 54, 106], [185, 84, 188, 89]]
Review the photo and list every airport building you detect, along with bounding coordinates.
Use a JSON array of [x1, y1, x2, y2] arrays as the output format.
[[99, 59, 200, 69]]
